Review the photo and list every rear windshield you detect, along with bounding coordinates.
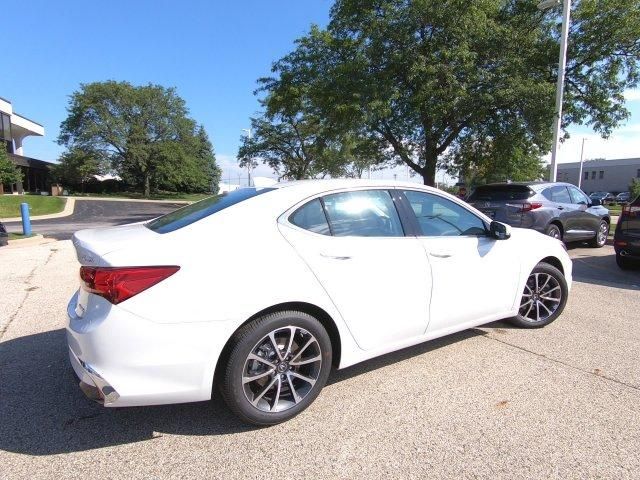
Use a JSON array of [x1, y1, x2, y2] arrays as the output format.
[[146, 188, 276, 234], [468, 185, 533, 201]]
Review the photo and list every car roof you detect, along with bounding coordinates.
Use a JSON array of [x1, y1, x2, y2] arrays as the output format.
[[269, 178, 440, 196]]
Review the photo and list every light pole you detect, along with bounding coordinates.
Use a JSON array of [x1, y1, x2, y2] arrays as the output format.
[[241, 128, 253, 187], [538, 0, 572, 182], [577, 137, 586, 189]]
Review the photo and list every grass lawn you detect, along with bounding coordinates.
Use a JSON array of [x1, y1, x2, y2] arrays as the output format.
[[69, 192, 211, 202], [8, 232, 37, 240], [607, 204, 622, 215], [0, 195, 65, 218]]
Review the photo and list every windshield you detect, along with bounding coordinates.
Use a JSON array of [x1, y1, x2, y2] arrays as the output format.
[[468, 185, 534, 202], [146, 187, 276, 234]]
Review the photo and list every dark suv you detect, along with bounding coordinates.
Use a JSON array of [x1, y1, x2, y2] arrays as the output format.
[[0, 221, 8, 247], [613, 194, 640, 269], [467, 182, 611, 247]]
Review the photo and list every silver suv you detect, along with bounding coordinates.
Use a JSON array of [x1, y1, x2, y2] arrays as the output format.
[[467, 182, 611, 247]]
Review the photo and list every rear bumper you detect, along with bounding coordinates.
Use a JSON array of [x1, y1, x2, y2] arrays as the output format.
[[66, 291, 237, 407]]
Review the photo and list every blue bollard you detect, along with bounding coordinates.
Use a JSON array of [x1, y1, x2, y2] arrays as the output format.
[[20, 203, 32, 236]]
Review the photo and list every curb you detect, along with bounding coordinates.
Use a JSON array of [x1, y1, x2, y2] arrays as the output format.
[[0, 197, 76, 223], [65, 196, 191, 204], [5, 234, 56, 248]]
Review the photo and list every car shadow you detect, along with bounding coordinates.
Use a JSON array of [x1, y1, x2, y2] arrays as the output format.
[[569, 252, 640, 291], [0, 327, 479, 455]]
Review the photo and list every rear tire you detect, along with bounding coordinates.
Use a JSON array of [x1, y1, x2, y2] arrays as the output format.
[[545, 223, 562, 241], [507, 262, 568, 329], [589, 220, 609, 248], [220, 311, 332, 426]]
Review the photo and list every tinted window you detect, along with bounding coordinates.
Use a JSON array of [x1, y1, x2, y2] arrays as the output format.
[[289, 199, 331, 235], [321, 190, 404, 237], [568, 187, 590, 205], [542, 186, 571, 203], [146, 188, 275, 234], [468, 185, 533, 201], [403, 190, 487, 237]]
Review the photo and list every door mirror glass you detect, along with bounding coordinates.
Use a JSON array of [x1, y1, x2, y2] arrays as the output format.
[[489, 221, 511, 240]]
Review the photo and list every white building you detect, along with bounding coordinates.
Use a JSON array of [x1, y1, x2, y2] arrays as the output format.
[[1, 96, 49, 193], [556, 157, 640, 194]]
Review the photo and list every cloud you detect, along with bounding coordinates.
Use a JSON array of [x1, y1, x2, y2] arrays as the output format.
[[624, 89, 640, 102], [551, 126, 640, 164]]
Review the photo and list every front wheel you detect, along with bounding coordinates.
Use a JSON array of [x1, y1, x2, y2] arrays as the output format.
[[507, 262, 568, 328], [589, 220, 609, 248], [220, 311, 332, 425]]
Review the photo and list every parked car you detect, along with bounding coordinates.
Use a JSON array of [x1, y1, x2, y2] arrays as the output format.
[[614, 194, 640, 269], [467, 182, 610, 247], [615, 192, 631, 204], [67, 180, 572, 425], [0, 221, 8, 247], [589, 191, 615, 204]]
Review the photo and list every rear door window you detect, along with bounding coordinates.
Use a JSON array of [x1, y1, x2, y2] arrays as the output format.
[[542, 186, 571, 203], [321, 190, 404, 237], [146, 188, 275, 234], [289, 199, 331, 235]]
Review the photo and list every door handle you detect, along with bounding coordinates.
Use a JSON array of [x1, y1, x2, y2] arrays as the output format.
[[556, 205, 565, 210], [429, 252, 452, 259], [320, 253, 352, 260]]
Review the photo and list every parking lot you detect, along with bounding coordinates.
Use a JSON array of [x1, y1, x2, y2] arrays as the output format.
[[1, 240, 639, 479]]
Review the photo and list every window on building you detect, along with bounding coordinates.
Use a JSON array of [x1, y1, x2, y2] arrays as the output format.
[[599, 171, 604, 179], [584, 171, 589, 180], [591, 171, 596, 180]]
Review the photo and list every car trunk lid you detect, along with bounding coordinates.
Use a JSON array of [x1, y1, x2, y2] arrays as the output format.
[[72, 223, 159, 266]]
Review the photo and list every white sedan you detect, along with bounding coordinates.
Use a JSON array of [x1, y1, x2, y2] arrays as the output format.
[[67, 180, 572, 425]]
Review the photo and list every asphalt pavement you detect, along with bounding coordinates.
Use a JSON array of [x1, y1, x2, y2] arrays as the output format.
[[0, 241, 638, 479], [3, 199, 184, 240]]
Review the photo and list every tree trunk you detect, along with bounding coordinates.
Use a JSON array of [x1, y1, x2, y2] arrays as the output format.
[[144, 172, 151, 198], [422, 156, 437, 186]]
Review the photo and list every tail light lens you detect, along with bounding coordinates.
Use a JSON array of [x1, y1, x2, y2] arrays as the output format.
[[622, 205, 639, 217], [520, 202, 543, 212], [80, 266, 180, 305]]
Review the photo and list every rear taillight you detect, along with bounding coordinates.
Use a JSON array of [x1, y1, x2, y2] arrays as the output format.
[[79, 266, 180, 305], [622, 205, 640, 216], [520, 202, 543, 212]]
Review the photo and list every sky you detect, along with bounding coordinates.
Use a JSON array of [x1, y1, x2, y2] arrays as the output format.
[[1, 0, 638, 186]]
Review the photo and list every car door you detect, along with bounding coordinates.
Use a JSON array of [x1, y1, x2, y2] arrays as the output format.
[[399, 190, 521, 335], [278, 189, 432, 351], [568, 186, 602, 237], [541, 185, 585, 240]]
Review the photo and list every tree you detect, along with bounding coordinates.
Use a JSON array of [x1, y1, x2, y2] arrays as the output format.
[[51, 148, 105, 193], [0, 145, 22, 194], [630, 178, 640, 200], [58, 81, 220, 196], [261, 0, 640, 185]]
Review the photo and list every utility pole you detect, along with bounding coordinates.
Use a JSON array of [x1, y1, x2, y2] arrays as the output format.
[[577, 138, 586, 189], [538, 0, 572, 182], [242, 128, 252, 187]]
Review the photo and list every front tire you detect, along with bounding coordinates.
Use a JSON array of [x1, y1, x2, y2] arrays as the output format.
[[220, 311, 332, 426], [589, 220, 609, 248], [508, 262, 568, 328]]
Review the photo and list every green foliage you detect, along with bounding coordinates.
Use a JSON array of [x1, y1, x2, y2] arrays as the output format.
[[630, 178, 640, 200], [0, 145, 22, 187], [51, 148, 106, 192], [258, 0, 640, 185], [58, 81, 220, 196]]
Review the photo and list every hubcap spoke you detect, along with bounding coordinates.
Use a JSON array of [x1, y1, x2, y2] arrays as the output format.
[[520, 271, 562, 323], [243, 326, 322, 413]]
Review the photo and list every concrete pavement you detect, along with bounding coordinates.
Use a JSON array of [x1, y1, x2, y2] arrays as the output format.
[[0, 241, 638, 479]]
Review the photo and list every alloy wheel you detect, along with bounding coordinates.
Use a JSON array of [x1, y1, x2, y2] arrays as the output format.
[[597, 221, 609, 245], [519, 272, 562, 323], [242, 326, 322, 413], [547, 226, 561, 240]]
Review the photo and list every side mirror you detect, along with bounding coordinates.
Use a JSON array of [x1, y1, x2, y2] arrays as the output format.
[[489, 221, 511, 240], [590, 198, 602, 206]]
